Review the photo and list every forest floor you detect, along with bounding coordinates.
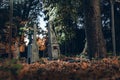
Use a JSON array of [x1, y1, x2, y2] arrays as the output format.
[[0, 56, 120, 80]]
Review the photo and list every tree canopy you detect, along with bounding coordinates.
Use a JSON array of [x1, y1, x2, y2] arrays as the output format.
[[0, 0, 120, 57]]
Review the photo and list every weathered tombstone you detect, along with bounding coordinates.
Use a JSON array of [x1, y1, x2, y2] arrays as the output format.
[[48, 21, 60, 59], [27, 24, 39, 63], [27, 28, 32, 64], [27, 44, 32, 64], [31, 24, 39, 63]]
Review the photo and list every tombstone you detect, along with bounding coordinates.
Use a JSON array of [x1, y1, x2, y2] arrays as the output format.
[[31, 24, 39, 63], [48, 21, 60, 59], [27, 44, 32, 64], [27, 24, 39, 63], [27, 28, 32, 63]]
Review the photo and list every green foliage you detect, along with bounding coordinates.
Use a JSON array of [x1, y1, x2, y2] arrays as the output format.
[[107, 52, 113, 56], [43, 0, 82, 44], [0, 59, 23, 75], [0, 0, 44, 39]]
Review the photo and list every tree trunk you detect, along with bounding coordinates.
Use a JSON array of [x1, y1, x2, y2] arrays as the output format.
[[8, 0, 13, 59], [84, 0, 107, 59], [81, 41, 87, 54]]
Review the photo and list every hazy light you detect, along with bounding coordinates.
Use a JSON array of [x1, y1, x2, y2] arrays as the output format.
[[24, 15, 47, 45], [38, 15, 47, 31]]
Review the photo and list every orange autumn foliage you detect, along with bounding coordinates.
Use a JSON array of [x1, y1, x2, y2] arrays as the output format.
[[0, 37, 26, 54], [81, 62, 88, 70], [0, 36, 47, 55], [19, 45, 25, 52], [37, 38, 46, 51], [111, 57, 119, 65]]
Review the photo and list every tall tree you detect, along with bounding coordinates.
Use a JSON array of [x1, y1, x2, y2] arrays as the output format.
[[84, 0, 107, 59]]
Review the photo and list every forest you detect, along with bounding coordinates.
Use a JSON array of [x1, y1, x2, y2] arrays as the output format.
[[0, 0, 120, 80]]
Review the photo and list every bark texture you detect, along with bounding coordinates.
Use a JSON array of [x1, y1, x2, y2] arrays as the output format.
[[84, 0, 107, 59]]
